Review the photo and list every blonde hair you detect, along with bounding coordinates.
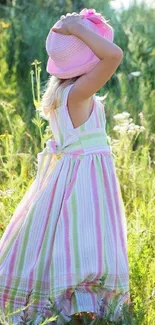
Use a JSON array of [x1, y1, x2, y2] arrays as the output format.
[[39, 75, 80, 120]]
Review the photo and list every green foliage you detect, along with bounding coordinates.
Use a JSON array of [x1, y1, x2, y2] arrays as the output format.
[[110, 112, 155, 324]]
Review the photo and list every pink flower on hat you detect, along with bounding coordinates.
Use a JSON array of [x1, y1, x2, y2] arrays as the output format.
[[80, 8, 107, 25]]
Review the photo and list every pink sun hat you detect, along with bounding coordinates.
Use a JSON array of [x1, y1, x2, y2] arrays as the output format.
[[46, 8, 114, 79]]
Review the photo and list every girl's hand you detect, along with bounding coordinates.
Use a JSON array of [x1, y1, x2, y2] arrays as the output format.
[[51, 12, 85, 35]]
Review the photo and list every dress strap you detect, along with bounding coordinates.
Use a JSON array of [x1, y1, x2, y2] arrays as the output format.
[[61, 83, 74, 108]]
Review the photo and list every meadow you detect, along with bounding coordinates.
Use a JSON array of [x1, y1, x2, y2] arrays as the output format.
[[0, 0, 155, 324]]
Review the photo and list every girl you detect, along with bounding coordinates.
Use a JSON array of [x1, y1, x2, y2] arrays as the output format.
[[0, 8, 130, 325]]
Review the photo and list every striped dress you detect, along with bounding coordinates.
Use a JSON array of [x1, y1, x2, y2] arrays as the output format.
[[0, 84, 130, 324]]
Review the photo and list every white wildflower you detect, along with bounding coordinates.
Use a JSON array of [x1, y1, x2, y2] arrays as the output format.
[[134, 125, 141, 131], [130, 71, 141, 77], [113, 113, 125, 121], [128, 123, 139, 131], [113, 112, 130, 121], [122, 112, 130, 118], [152, 289, 155, 297], [127, 129, 136, 134], [122, 121, 130, 126], [129, 118, 133, 123], [113, 125, 121, 131], [140, 126, 145, 132], [119, 126, 129, 133], [128, 123, 135, 128]]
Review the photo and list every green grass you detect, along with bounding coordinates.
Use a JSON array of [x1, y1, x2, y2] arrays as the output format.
[[0, 105, 155, 324]]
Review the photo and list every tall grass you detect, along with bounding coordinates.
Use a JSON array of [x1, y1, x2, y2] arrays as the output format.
[[0, 59, 155, 324]]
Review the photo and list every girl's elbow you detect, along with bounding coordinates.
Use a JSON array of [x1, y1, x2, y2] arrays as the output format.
[[108, 44, 124, 60], [114, 48, 124, 60]]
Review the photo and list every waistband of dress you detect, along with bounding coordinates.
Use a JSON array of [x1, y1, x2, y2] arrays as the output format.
[[61, 146, 112, 156], [43, 138, 112, 156]]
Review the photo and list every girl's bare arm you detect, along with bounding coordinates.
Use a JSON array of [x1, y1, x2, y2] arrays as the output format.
[[68, 23, 123, 100], [71, 23, 123, 61]]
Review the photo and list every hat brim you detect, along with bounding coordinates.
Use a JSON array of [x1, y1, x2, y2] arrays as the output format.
[[46, 54, 100, 79]]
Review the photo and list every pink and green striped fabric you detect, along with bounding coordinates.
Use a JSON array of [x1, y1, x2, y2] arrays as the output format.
[[0, 84, 130, 323]]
